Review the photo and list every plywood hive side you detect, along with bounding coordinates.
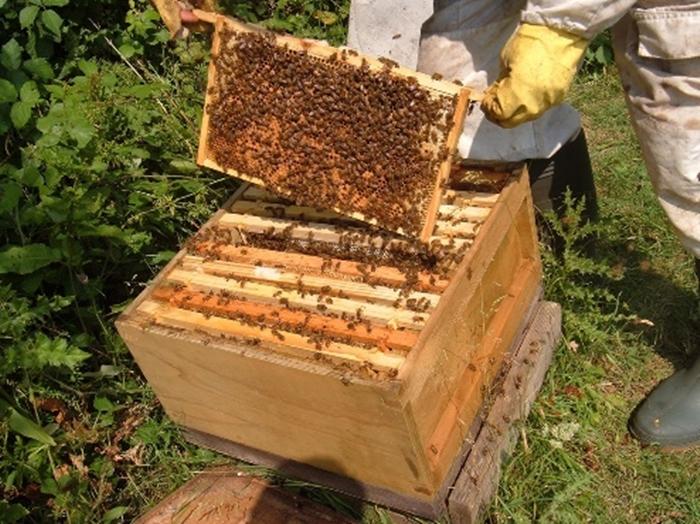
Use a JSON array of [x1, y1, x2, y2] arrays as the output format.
[[197, 14, 471, 242]]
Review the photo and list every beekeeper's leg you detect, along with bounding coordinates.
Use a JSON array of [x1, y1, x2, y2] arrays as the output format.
[[612, 11, 700, 448]]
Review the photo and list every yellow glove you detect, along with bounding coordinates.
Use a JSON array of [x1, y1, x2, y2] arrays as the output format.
[[481, 23, 588, 129]]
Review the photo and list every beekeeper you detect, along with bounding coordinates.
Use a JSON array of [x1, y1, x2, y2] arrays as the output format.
[[347, 0, 598, 222], [478, 1, 700, 449]]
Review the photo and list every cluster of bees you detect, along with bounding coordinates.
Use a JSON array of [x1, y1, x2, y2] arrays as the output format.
[[206, 29, 458, 236]]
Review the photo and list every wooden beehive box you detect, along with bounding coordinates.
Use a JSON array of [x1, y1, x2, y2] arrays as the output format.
[[116, 165, 541, 514], [196, 13, 471, 242]]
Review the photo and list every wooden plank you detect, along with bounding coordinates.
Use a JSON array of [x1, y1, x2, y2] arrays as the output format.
[[135, 467, 357, 524], [240, 185, 292, 204], [183, 428, 444, 518], [164, 268, 428, 329], [196, 14, 471, 242], [189, 242, 450, 293], [179, 255, 441, 309], [218, 213, 471, 248], [137, 300, 405, 370], [442, 190, 500, 207], [447, 302, 562, 524], [151, 286, 419, 352], [437, 205, 491, 222], [171, 298, 560, 521], [419, 84, 471, 243], [230, 200, 354, 225], [433, 220, 478, 238]]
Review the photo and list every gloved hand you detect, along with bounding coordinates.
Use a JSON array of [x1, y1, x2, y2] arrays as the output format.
[[481, 23, 588, 128]]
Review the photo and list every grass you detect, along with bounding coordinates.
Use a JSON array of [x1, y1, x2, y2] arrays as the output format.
[[488, 70, 700, 523]]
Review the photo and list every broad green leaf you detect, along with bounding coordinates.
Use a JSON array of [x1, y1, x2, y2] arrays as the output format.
[[0, 182, 21, 212], [7, 408, 56, 446], [118, 43, 136, 58], [19, 81, 40, 106], [19, 5, 39, 28], [0, 78, 17, 103], [41, 9, 63, 39], [0, 0, 7, 8], [103, 506, 128, 523], [93, 396, 116, 412], [23, 58, 54, 80], [314, 10, 338, 25], [79, 224, 126, 240], [0, 244, 61, 274], [169, 159, 198, 173], [68, 120, 93, 147], [0, 502, 29, 523], [20, 164, 42, 186], [42, 0, 70, 5], [78, 59, 98, 76], [10, 101, 31, 128], [1, 39, 22, 70]]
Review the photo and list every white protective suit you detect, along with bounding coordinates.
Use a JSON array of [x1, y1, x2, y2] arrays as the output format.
[[522, 0, 700, 256], [348, 0, 700, 257], [346, 0, 582, 161]]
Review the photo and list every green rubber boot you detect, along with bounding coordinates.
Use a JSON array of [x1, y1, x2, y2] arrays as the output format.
[[629, 355, 700, 449], [629, 258, 700, 449]]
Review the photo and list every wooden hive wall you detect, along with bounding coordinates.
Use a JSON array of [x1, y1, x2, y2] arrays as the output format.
[[116, 167, 541, 500]]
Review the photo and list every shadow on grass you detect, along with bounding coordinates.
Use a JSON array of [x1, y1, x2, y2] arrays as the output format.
[[593, 238, 698, 369], [247, 458, 365, 523]]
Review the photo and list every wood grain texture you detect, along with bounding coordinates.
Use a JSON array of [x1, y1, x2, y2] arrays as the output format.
[[168, 299, 560, 521], [447, 302, 562, 524], [399, 172, 542, 489], [116, 320, 435, 496], [116, 168, 541, 502]]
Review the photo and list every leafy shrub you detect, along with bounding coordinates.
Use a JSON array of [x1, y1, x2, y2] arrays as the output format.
[[0, 0, 237, 520], [581, 31, 614, 75]]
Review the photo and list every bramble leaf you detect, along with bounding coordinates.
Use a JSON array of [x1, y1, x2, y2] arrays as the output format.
[[1, 39, 22, 70], [0, 244, 61, 274], [24, 58, 54, 80], [19, 5, 39, 28], [41, 9, 63, 39], [0, 182, 21, 212], [10, 101, 31, 128], [0, 78, 17, 103], [20, 81, 40, 106]]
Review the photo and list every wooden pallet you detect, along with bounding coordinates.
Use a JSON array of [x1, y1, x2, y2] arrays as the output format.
[[136, 301, 561, 523], [195, 12, 471, 242], [117, 165, 541, 509]]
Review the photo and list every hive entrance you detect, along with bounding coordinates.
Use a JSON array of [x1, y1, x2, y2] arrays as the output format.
[[197, 16, 471, 242]]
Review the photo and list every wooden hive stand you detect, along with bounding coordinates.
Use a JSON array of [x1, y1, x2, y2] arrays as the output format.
[[117, 165, 549, 519]]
